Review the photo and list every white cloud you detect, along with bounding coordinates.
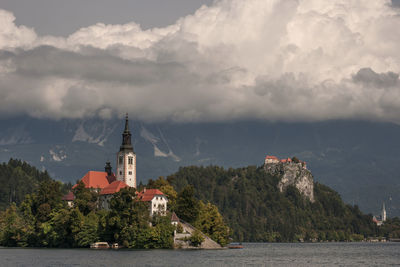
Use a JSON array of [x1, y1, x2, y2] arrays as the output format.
[[0, 0, 400, 123]]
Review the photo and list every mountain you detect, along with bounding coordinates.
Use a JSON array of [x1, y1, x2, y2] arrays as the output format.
[[0, 116, 399, 216]]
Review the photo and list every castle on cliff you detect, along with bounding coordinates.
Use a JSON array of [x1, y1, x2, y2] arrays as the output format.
[[265, 155, 307, 169]]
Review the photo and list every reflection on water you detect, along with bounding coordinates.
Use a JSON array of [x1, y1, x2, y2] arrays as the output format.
[[0, 243, 399, 267]]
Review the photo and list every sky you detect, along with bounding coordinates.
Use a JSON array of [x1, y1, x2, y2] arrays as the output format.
[[0, 0, 400, 123]]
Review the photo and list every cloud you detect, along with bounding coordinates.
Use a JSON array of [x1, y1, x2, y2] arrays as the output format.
[[0, 0, 400, 123]]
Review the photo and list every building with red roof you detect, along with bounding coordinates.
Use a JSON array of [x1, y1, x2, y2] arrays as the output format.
[[265, 155, 280, 164], [99, 180, 129, 209], [280, 158, 292, 163], [171, 212, 180, 226], [138, 188, 168, 216], [62, 191, 75, 207], [100, 180, 129, 195], [72, 171, 111, 190]]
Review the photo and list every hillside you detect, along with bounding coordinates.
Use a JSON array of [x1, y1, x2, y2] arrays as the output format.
[[0, 158, 65, 209], [169, 165, 382, 242]]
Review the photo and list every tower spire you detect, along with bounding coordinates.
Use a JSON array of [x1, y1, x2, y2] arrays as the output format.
[[120, 113, 133, 152], [124, 113, 129, 133], [116, 113, 137, 188], [382, 202, 387, 222]]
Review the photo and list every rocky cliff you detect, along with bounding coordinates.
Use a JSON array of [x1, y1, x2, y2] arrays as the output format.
[[264, 162, 314, 202]]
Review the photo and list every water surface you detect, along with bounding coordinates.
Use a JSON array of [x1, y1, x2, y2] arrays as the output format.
[[0, 243, 399, 266]]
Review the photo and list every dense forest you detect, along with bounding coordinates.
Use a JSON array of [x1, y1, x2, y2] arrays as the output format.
[[0, 159, 71, 210], [168, 165, 400, 242]]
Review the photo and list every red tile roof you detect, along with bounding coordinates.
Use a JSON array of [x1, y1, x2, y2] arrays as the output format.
[[265, 155, 279, 160], [138, 189, 165, 202], [62, 191, 75, 201], [100, 180, 129, 195], [280, 158, 292, 163], [73, 171, 110, 189]]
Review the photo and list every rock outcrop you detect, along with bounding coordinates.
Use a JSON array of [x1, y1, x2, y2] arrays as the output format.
[[264, 162, 314, 202]]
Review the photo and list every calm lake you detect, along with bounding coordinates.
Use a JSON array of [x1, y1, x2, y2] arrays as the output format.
[[0, 243, 399, 266]]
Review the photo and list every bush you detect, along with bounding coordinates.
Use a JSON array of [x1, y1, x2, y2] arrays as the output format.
[[189, 230, 205, 247], [176, 223, 183, 234]]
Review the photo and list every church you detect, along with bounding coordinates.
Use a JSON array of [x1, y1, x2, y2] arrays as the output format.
[[62, 114, 168, 215]]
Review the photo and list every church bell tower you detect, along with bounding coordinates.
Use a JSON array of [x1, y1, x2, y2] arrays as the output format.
[[116, 114, 136, 188]]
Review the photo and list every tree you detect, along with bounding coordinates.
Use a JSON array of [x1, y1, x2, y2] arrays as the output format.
[[73, 181, 99, 215], [160, 184, 178, 212], [107, 187, 150, 248], [195, 201, 230, 246], [72, 211, 99, 247], [0, 204, 34, 247], [176, 185, 200, 224], [40, 208, 73, 247], [189, 229, 205, 247]]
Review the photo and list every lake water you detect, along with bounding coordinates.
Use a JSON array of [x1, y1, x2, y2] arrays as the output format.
[[0, 243, 399, 266]]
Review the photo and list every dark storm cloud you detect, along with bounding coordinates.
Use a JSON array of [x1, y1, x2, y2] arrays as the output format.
[[353, 68, 399, 88], [3, 46, 189, 85], [0, 0, 214, 36], [392, 0, 400, 7]]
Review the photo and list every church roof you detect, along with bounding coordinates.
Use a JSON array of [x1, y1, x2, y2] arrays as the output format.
[[265, 155, 279, 160], [138, 189, 166, 202], [73, 171, 110, 189], [100, 180, 129, 195]]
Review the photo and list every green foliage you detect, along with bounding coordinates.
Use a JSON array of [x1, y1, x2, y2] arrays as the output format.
[[169, 165, 386, 242], [379, 217, 400, 239], [176, 223, 184, 233], [73, 181, 99, 215], [72, 211, 99, 247], [189, 229, 205, 247], [195, 201, 230, 246], [0, 203, 34, 247], [176, 185, 200, 224], [0, 159, 61, 210]]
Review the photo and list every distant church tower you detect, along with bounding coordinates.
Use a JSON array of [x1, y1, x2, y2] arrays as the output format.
[[381, 202, 387, 222], [116, 114, 136, 188]]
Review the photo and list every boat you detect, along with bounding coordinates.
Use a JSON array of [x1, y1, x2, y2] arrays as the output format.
[[228, 243, 244, 249], [90, 242, 110, 249]]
